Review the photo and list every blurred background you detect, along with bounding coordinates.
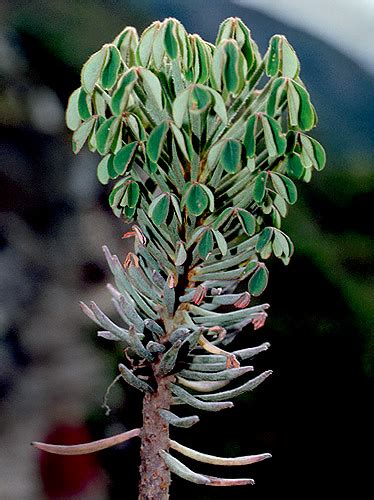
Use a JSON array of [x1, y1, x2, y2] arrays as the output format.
[[0, 0, 372, 498]]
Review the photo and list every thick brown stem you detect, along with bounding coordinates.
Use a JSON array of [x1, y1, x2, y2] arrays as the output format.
[[138, 374, 173, 499]]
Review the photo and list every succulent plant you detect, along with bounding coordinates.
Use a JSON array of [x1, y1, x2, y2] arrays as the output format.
[[33, 17, 326, 498]]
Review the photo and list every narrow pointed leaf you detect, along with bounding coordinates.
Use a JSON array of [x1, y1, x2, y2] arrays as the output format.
[[32, 429, 140, 455], [160, 451, 254, 486], [170, 383, 233, 411], [159, 410, 199, 428], [119, 363, 154, 392], [170, 440, 271, 466]]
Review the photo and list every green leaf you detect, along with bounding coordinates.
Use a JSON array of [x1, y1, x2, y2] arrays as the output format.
[[172, 87, 190, 127], [275, 173, 298, 205], [262, 115, 286, 157], [301, 136, 326, 171], [200, 184, 215, 212], [212, 229, 227, 256], [223, 40, 240, 94], [97, 154, 111, 185], [170, 194, 183, 224], [148, 193, 170, 225], [220, 139, 241, 173], [281, 38, 299, 78], [287, 82, 300, 128], [286, 153, 304, 179], [311, 138, 326, 170], [114, 26, 138, 67], [273, 229, 293, 259], [65, 88, 81, 131], [195, 35, 210, 84], [211, 43, 225, 91], [253, 172, 268, 203], [270, 172, 287, 198], [190, 85, 211, 113], [266, 36, 299, 79], [107, 154, 117, 179], [137, 22, 158, 66], [127, 181, 140, 208], [146, 121, 169, 162], [212, 207, 233, 230], [78, 88, 92, 120], [198, 229, 213, 259], [152, 24, 166, 69], [186, 183, 208, 216], [248, 264, 269, 296], [256, 227, 274, 252], [139, 68, 163, 110], [101, 45, 121, 90], [237, 18, 256, 74], [93, 91, 107, 116], [208, 88, 228, 124], [81, 46, 107, 94], [96, 116, 120, 155], [111, 68, 138, 116], [293, 81, 315, 131], [164, 19, 178, 59], [243, 114, 258, 158], [72, 117, 95, 154], [124, 206, 136, 219], [267, 77, 286, 117], [261, 115, 277, 157], [207, 140, 225, 170], [266, 35, 280, 76], [109, 180, 126, 208], [237, 209, 256, 236], [113, 142, 138, 175], [148, 160, 158, 173], [170, 123, 191, 160], [273, 194, 288, 217], [175, 241, 187, 266]]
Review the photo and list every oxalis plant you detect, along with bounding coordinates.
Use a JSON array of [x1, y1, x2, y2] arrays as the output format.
[[32, 17, 326, 498]]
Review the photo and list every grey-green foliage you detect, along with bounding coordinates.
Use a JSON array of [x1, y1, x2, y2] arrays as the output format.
[[68, 17, 325, 488]]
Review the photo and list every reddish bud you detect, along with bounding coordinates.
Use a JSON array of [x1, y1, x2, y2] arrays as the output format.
[[192, 285, 207, 305], [253, 312, 267, 330], [234, 292, 251, 309], [123, 252, 139, 269]]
